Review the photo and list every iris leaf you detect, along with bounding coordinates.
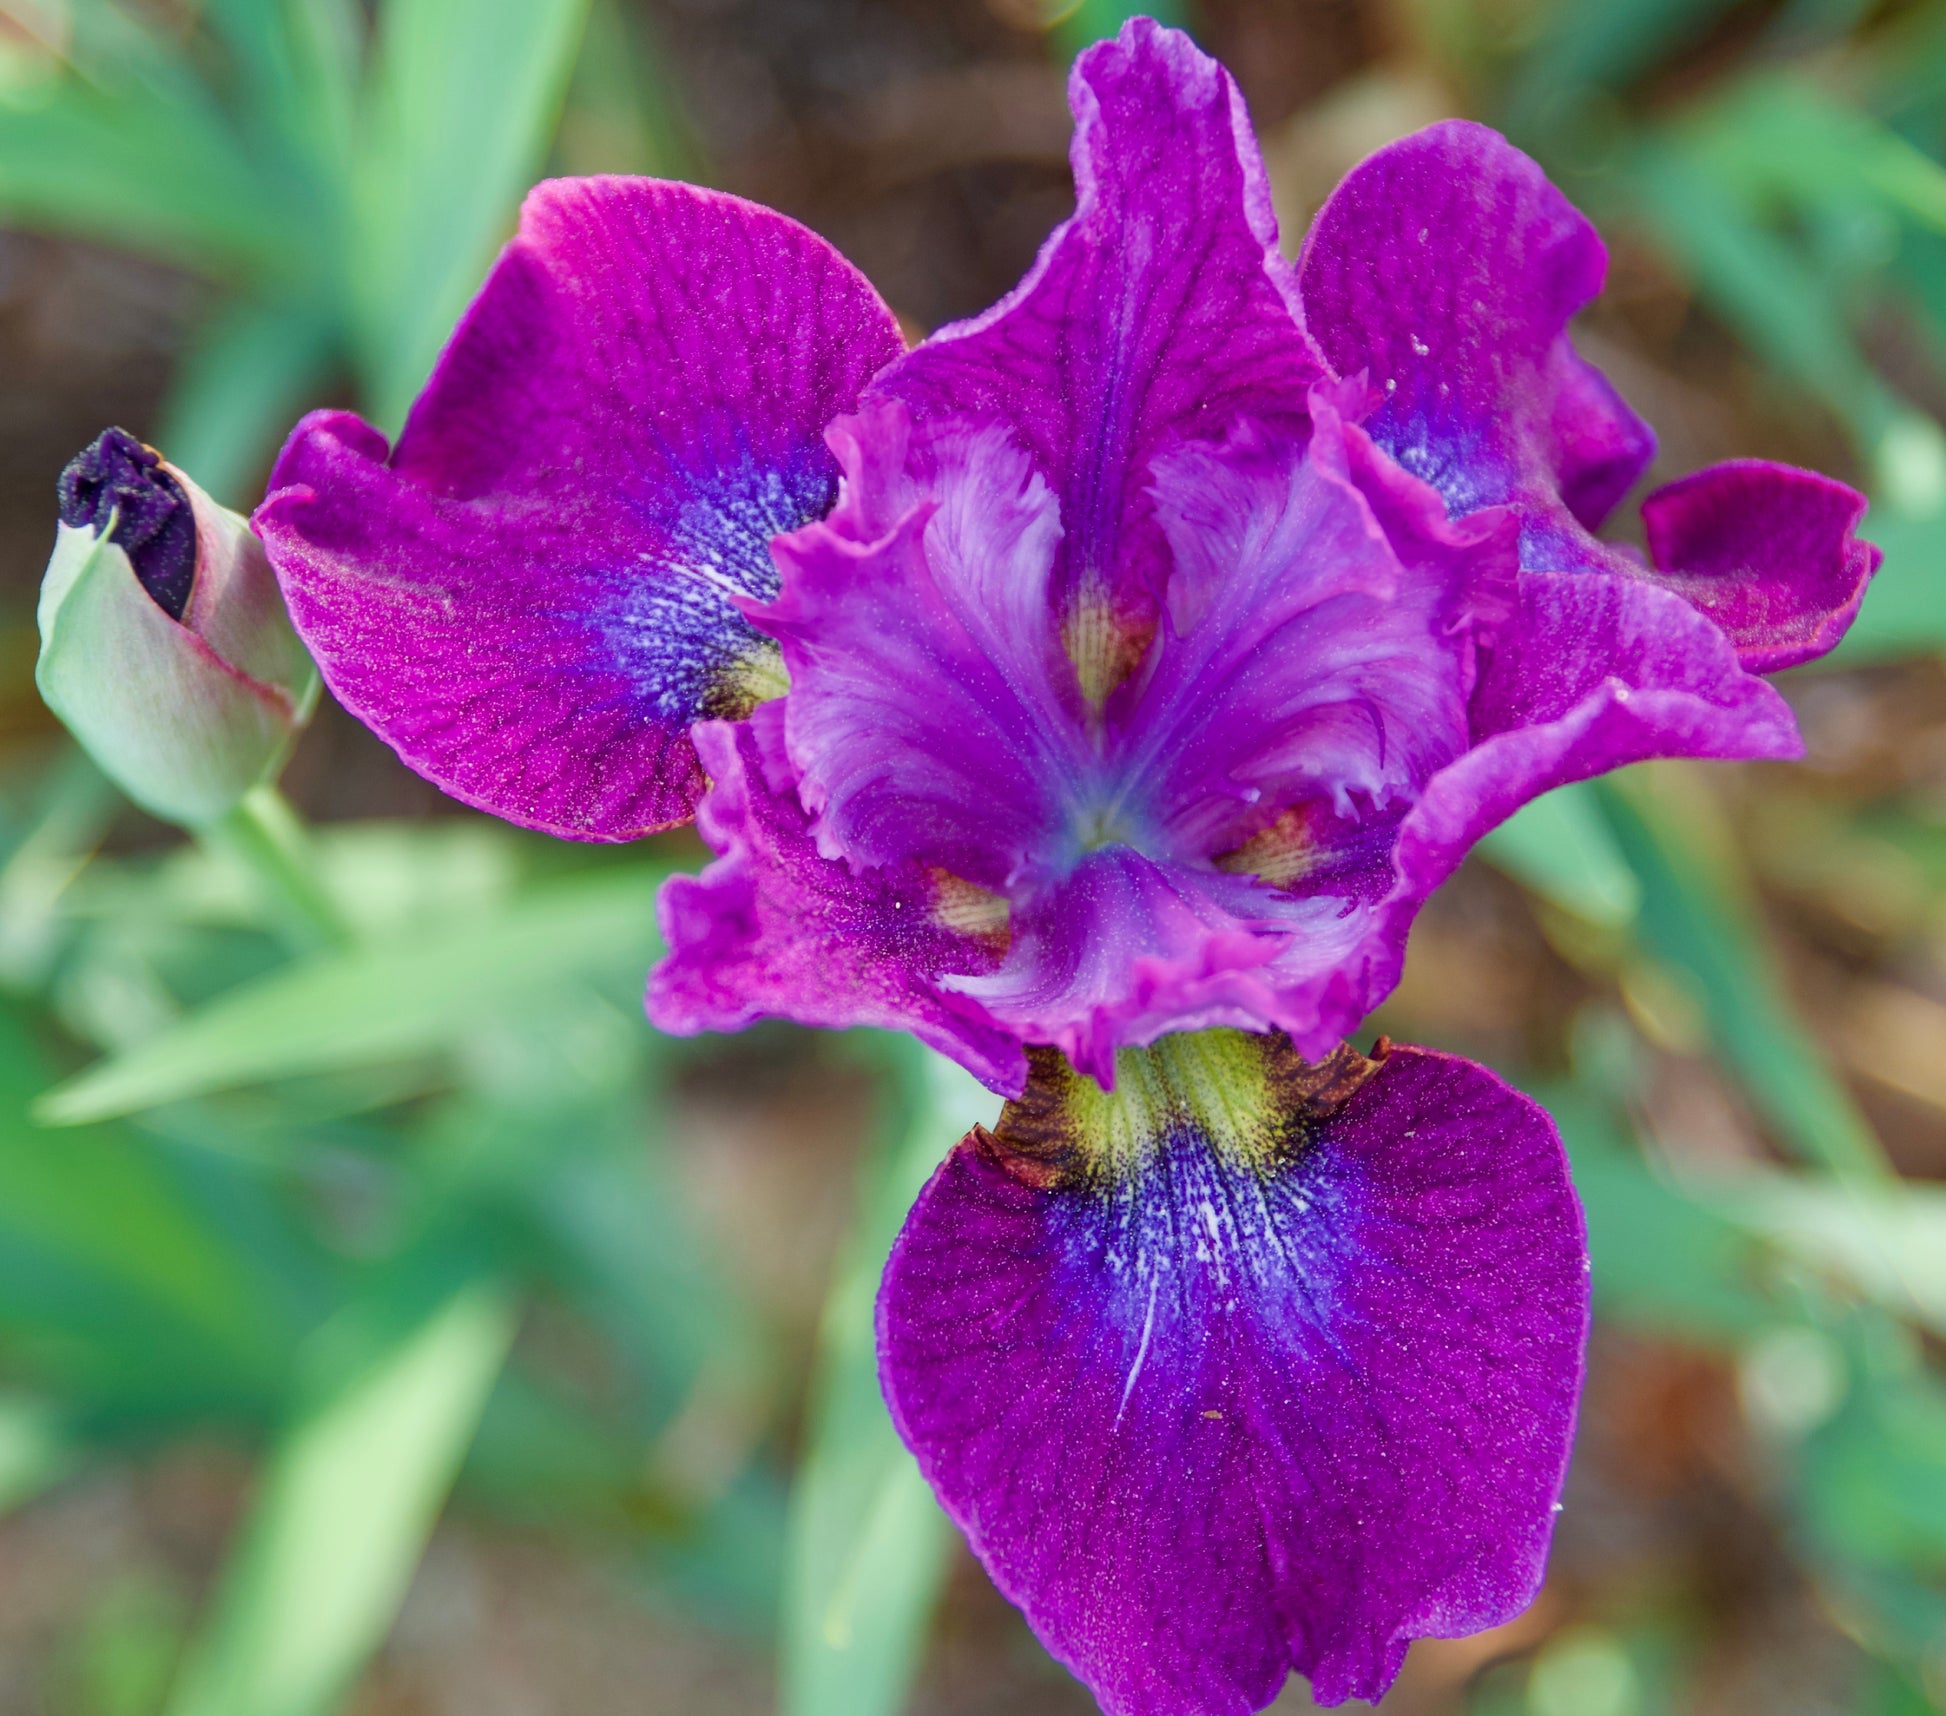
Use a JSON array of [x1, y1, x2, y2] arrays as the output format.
[[158, 301, 342, 510], [0, 12, 305, 285], [1622, 139, 1897, 452], [1478, 782, 1641, 926], [347, 0, 595, 424], [1723, 1176, 1946, 1342], [36, 869, 664, 1124], [1546, 1086, 1773, 1341], [163, 1273, 516, 1716], [1597, 772, 1890, 1184], [780, 1043, 996, 1716]]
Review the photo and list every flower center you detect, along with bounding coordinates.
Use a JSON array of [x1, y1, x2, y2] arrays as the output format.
[[989, 1030, 1382, 1187]]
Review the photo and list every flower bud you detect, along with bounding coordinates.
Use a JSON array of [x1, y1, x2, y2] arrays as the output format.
[[38, 429, 319, 827]]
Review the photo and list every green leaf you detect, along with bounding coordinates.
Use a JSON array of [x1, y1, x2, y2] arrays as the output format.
[[1684, 78, 1946, 238], [348, 0, 594, 423], [0, 1393, 73, 1515], [1543, 1084, 1773, 1340], [164, 1275, 516, 1716], [1049, 0, 1192, 61], [158, 300, 341, 510], [1478, 782, 1641, 926], [1725, 1175, 1946, 1342], [1833, 505, 1946, 659], [1501, 0, 1745, 134], [0, 24, 305, 283], [37, 869, 665, 1124], [1598, 773, 1890, 1183], [1623, 139, 1897, 452], [780, 1044, 995, 1716], [0, 1004, 317, 1403]]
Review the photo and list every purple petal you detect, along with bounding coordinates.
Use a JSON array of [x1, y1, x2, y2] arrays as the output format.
[[647, 710, 1029, 1095], [872, 18, 1326, 663], [761, 404, 1080, 893], [1298, 121, 1653, 564], [880, 1033, 1588, 1713], [1329, 569, 1805, 1028], [1640, 459, 1880, 673], [1123, 386, 1515, 860], [255, 177, 903, 841], [941, 845, 1371, 1087]]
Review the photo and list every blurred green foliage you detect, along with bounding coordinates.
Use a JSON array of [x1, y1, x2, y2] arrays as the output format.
[[0, 0, 1944, 1713]]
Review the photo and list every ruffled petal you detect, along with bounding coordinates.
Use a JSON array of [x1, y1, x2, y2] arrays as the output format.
[[872, 18, 1326, 649], [941, 846, 1369, 1086], [1297, 121, 1653, 566], [648, 711, 1028, 1095], [760, 405, 1080, 892], [1639, 459, 1880, 673], [1121, 384, 1513, 859], [256, 177, 903, 841], [880, 1032, 1588, 1714], [1278, 568, 1805, 1046]]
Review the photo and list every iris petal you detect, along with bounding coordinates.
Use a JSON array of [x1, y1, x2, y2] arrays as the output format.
[[880, 1031, 1588, 1714], [649, 710, 1029, 1096], [1640, 459, 1880, 672], [1299, 123, 1878, 674], [1298, 119, 1652, 563], [256, 177, 902, 841], [761, 405, 1079, 893], [874, 17, 1326, 651]]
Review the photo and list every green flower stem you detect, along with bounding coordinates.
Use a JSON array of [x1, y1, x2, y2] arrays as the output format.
[[203, 785, 352, 951]]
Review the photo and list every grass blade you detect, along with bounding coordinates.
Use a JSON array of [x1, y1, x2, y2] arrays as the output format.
[[349, 0, 594, 423]]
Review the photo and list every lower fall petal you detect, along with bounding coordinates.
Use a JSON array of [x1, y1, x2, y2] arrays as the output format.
[[879, 1031, 1589, 1715]]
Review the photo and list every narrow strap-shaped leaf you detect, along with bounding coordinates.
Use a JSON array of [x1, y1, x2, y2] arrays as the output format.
[[1598, 770, 1891, 1183], [780, 1043, 997, 1716], [348, 0, 595, 423], [164, 1272, 516, 1716], [1479, 780, 1642, 927], [37, 869, 664, 1124]]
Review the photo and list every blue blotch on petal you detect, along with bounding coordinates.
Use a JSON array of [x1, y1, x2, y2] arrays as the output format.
[[1047, 1121, 1355, 1412], [603, 440, 838, 723]]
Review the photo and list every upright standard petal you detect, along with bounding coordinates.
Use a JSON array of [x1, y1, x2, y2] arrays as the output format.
[[1297, 120, 1653, 568], [873, 17, 1326, 693], [256, 177, 903, 840], [1298, 124, 1878, 675], [649, 711, 1029, 1096], [880, 1031, 1589, 1714]]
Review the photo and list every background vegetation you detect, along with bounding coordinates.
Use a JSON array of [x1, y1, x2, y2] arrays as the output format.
[[0, 0, 1942, 1711]]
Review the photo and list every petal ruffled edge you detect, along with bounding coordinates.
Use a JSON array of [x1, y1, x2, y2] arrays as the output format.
[[1297, 119, 1655, 547], [1640, 458, 1880, 673], [647, 711, 1030, 1095]]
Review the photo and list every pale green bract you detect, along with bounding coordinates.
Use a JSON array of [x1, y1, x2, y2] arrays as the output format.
[[36, 473, 318, 828]]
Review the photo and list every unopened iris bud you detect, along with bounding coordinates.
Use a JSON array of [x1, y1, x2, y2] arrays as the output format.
[[38, 429, 319, 827]]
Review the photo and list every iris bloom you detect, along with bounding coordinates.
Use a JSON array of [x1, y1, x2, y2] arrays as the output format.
[[256, 21, 1874, 1713]]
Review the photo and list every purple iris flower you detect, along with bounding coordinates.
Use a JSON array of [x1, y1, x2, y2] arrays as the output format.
[[254, 20, 1874, 1713]]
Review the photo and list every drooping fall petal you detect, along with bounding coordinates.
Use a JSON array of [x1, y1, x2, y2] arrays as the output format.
[[880, 1032, 1588, 1714]]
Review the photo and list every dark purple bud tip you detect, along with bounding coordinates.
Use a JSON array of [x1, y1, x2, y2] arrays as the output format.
[[57, 428, 196, 621]]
